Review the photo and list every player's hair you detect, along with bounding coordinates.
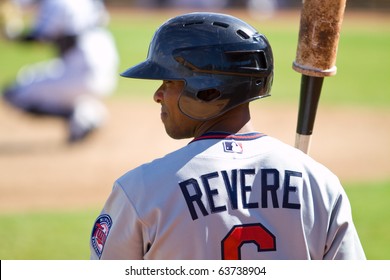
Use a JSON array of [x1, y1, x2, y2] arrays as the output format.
[[121, 12, 274, 120]]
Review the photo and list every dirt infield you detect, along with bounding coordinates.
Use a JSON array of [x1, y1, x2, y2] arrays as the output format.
[[1, 98, 389, 213]]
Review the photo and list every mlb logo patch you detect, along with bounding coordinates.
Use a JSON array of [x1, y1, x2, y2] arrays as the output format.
[[91, 214, 112, 258], [223, 140, 243, 154]]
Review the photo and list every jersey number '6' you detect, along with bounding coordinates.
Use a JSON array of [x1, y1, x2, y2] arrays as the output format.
[[221, 223, 276, 260]]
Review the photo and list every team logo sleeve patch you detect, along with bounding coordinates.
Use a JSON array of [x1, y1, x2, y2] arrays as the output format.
[[91, 214, 112, 259]]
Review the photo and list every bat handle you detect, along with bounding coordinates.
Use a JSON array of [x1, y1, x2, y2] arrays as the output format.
[[295, 75, 324, 153]]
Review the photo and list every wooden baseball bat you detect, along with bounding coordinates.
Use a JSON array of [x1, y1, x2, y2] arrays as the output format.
[[293, 0, 347, 154]]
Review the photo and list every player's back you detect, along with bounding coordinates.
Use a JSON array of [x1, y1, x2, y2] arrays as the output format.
[[97, 132, 364, 260]]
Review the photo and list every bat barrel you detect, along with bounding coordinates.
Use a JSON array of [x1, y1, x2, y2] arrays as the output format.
[[293, 0, 347, 77]]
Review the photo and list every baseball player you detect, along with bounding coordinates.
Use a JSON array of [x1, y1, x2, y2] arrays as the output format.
[[2, 0, 119, 142], [90, 12, 365, 260]]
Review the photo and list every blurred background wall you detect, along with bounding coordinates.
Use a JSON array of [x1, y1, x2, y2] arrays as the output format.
[[105, 0, 390, 11]]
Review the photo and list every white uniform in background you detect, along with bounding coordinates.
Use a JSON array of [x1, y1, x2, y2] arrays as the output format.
[[3, 0, 119, 142]]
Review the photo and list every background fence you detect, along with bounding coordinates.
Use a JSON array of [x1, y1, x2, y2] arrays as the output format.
[[105, 0, 390, 11]]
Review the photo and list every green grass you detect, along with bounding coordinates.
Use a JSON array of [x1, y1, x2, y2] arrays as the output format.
[[0, 182, 389, 260], [344, 181, 390, 260], [0, 209, 98, 260]]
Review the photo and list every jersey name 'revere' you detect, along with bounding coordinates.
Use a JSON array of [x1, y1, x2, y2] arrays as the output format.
[[179, 168, 301, 220]]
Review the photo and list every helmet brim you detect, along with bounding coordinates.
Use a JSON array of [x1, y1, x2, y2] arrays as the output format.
[[120, 60, 178, 80]]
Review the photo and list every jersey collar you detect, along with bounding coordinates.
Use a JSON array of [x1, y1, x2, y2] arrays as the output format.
[[190, 132, 266, 144]]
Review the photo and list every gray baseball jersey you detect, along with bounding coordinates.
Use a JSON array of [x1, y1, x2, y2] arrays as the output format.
[[90, 132, 365, 260]]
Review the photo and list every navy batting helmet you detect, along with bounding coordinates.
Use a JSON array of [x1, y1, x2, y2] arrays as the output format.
[[121, 12, 274, 120]]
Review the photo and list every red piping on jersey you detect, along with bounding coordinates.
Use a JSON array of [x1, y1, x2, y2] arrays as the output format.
[[190, 132, 266, 143]]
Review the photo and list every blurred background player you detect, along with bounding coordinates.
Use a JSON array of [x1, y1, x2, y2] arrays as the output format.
[[1, 0, 119, 142]]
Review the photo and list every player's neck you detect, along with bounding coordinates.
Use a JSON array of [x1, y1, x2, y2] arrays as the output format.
[[193, 105, 254, 138]]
